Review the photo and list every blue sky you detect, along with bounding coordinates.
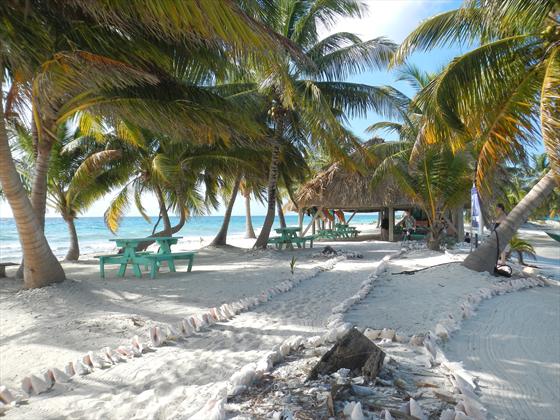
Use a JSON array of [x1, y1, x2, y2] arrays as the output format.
[[0, 0, 542, 219]]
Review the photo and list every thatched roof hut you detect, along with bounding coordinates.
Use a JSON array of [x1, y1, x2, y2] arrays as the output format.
[[293, 162, 414, 212]]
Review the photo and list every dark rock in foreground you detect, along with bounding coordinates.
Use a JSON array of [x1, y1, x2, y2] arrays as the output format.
[[307, 328, 385, 380]]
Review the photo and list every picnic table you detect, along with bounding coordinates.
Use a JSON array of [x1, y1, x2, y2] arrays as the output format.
[[316, 224, 360, 240], [95, 236, 195, 279], [334, 223, 359, 238], [267, 227, 314, 249]]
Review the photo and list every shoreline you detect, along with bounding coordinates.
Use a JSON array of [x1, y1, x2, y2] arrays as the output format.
[[0, 216, 382, 262]]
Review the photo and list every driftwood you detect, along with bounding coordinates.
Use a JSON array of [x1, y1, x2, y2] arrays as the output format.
[[307, 328, 385, 381], [391, 261, 462, 275]]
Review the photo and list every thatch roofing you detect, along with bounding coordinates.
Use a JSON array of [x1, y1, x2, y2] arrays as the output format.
[[293, 162, 414, 211]]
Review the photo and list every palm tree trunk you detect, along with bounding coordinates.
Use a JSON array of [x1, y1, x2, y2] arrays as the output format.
[[30, 135, 53, 231], [15, 117, 52, 278], [136, 201, 188, 251], [254, 141, 281, 249], [244, 192, 256, 239], [0, 64, 65, 288], [155, 185, 171, 232], [463, 171, 558, 273], [276, 196, 286, 228], [210, 174, 242, 246], [427, 225, 442, 251], [64, 217, 80, 261]]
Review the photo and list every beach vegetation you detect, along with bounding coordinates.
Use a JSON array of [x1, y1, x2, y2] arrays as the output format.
[[290, 256, 297, 275], [219, 0, 400, 248], [12, 121, 126, 261], [0, 0, 304, 288], [507, 235, 537, 266], [1, 0, 557, 286]]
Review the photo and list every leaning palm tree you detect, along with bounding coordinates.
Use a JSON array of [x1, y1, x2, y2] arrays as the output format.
[[393, 0, 560, 272], [210, 139, 309, 246]]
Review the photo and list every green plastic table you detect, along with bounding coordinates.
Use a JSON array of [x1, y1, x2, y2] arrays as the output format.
[[107, 236, 181, 278]]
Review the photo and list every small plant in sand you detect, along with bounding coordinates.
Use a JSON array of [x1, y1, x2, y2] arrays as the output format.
[[290, 256, 297, 275], [507, 235, 537, 266]]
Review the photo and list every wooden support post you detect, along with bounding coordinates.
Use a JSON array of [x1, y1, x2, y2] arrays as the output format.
[[347, 210, 357, 224], [456, 206, 464, 241], [298, 210, 304, 236], [303, 207, 322, 236], [388, 207, 394, 242]]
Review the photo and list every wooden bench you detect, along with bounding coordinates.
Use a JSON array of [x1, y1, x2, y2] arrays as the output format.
[[0, 262, 17, 278]]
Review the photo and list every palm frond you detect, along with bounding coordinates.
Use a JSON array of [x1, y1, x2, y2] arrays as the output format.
[[395, 62, 432, 91], [392, 6, 491, 65], [366, 121, 403, 137], [133, 183, 151, 224], [310, 82, 410, 120], [312, 36, 396, 80], [67, 150, 122, 202], [104, 182, 133, 234], [509, 234, 537, 259]]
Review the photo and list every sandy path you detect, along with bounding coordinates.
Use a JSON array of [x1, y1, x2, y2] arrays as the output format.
[[344, 250, 494, 336], [444, 286, 560, 420], [7, 250, 393, 419]]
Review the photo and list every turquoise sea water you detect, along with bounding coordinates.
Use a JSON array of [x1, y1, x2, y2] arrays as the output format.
[[0, 213, 379, 262]]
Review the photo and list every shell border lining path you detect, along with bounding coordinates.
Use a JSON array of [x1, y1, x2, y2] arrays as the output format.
[[0, 254, 345, 415]]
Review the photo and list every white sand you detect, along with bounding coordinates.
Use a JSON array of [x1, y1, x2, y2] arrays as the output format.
[[345, 250, 494, 336], [517, 222, 560, 280], [1, 223, 403, 418], [1, 221, 558, 419], [444, 286, 560, 420], [441, 227, 560, 419]]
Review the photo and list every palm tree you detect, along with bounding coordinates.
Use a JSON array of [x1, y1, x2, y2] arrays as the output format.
[[0, 69, 65, 287], [220, 0, 399, 248], [48, 127, 126, 260], [104, 133, 271, 251], [0, 0, 303, 287], [392, 0, 560, 272], [508, 235, 537, 266], [13, 122, 124, 261], [210, 140, 309, 246], [371, 144, 472, 250]]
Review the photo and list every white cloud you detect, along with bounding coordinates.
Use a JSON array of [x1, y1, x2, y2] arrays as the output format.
[[320, 0, 456, 42]]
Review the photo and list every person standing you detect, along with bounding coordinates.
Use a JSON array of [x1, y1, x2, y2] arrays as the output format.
[[398, 209, 416, 240]]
